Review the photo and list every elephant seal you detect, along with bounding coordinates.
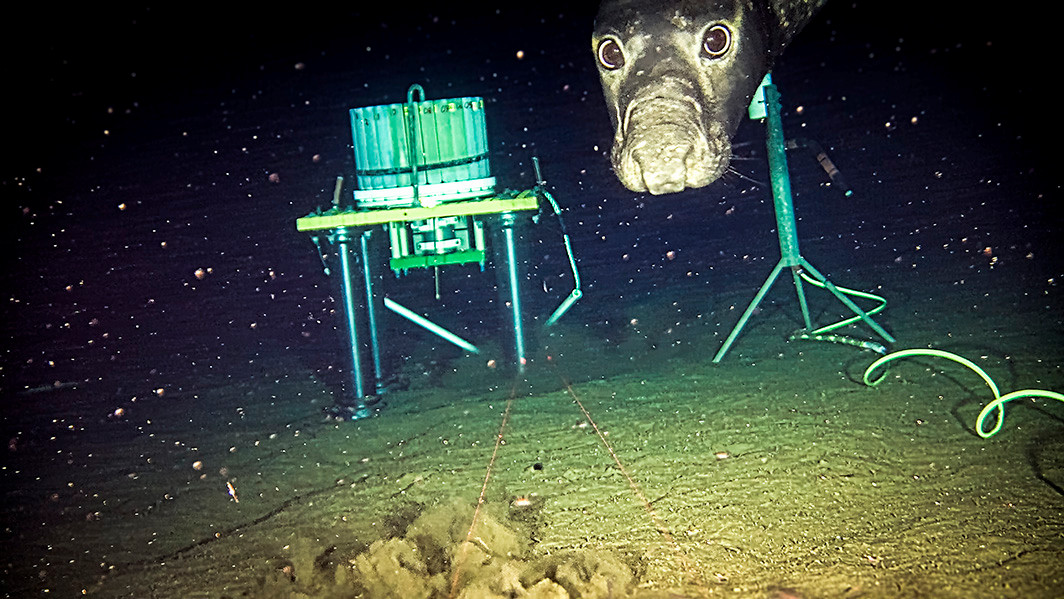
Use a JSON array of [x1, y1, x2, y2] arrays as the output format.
[[593, 0, 826, 194]]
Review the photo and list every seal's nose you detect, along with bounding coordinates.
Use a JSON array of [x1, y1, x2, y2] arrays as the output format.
[[613, 83, 719, 194], [628, 132, 698, 195]]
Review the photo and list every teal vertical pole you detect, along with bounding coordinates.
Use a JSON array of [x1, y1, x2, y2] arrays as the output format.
[[501, 213, 527, 374], [360, 230, 384, 393], [335, 228, 367, 405], [765, 83, 813, 327], [764, 84, 802, 268]]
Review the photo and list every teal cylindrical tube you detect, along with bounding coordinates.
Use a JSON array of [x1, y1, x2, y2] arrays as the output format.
[[360, 230, 384, 391], [382, 298, 480, 354], [502, 215, 526, 374], [335, 228, 365, 401]]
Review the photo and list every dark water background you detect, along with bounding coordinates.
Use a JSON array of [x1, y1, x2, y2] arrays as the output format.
[[2, 2, 1061, 595]]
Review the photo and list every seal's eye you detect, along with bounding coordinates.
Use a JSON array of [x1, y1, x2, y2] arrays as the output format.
[[596, 38, 625, 70], [701, 24, 732, 58]]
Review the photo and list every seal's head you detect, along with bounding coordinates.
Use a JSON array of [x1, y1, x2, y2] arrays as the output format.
[[593, 0, 818, 194]]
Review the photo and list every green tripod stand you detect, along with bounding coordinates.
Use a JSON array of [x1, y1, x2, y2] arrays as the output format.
[[713, 75, 895, 363]]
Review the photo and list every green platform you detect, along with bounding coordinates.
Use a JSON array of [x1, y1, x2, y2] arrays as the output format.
[[296, 195, 538, 232]]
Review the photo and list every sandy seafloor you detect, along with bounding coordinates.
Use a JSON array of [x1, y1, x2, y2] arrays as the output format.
[[2, 3, 1062, 598]]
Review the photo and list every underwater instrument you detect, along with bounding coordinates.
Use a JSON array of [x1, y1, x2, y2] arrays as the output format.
[[713, 74, 894, 362], [296, 84, 582, 417]]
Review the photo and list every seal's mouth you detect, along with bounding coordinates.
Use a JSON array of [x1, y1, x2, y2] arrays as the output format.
[[612, 81, 731, 195]]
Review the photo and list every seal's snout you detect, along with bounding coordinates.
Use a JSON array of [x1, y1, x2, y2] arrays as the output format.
[[613, 88, 730, 195], [620, 123, 717, 195]]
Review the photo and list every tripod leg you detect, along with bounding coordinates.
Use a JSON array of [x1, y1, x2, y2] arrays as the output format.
[[713, 259, 787, 363], [790, 265, 813, 330], [799, 258, 896, 344]]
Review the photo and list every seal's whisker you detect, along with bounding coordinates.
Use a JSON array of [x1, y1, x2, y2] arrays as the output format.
[[724, 165, 767, 188]]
